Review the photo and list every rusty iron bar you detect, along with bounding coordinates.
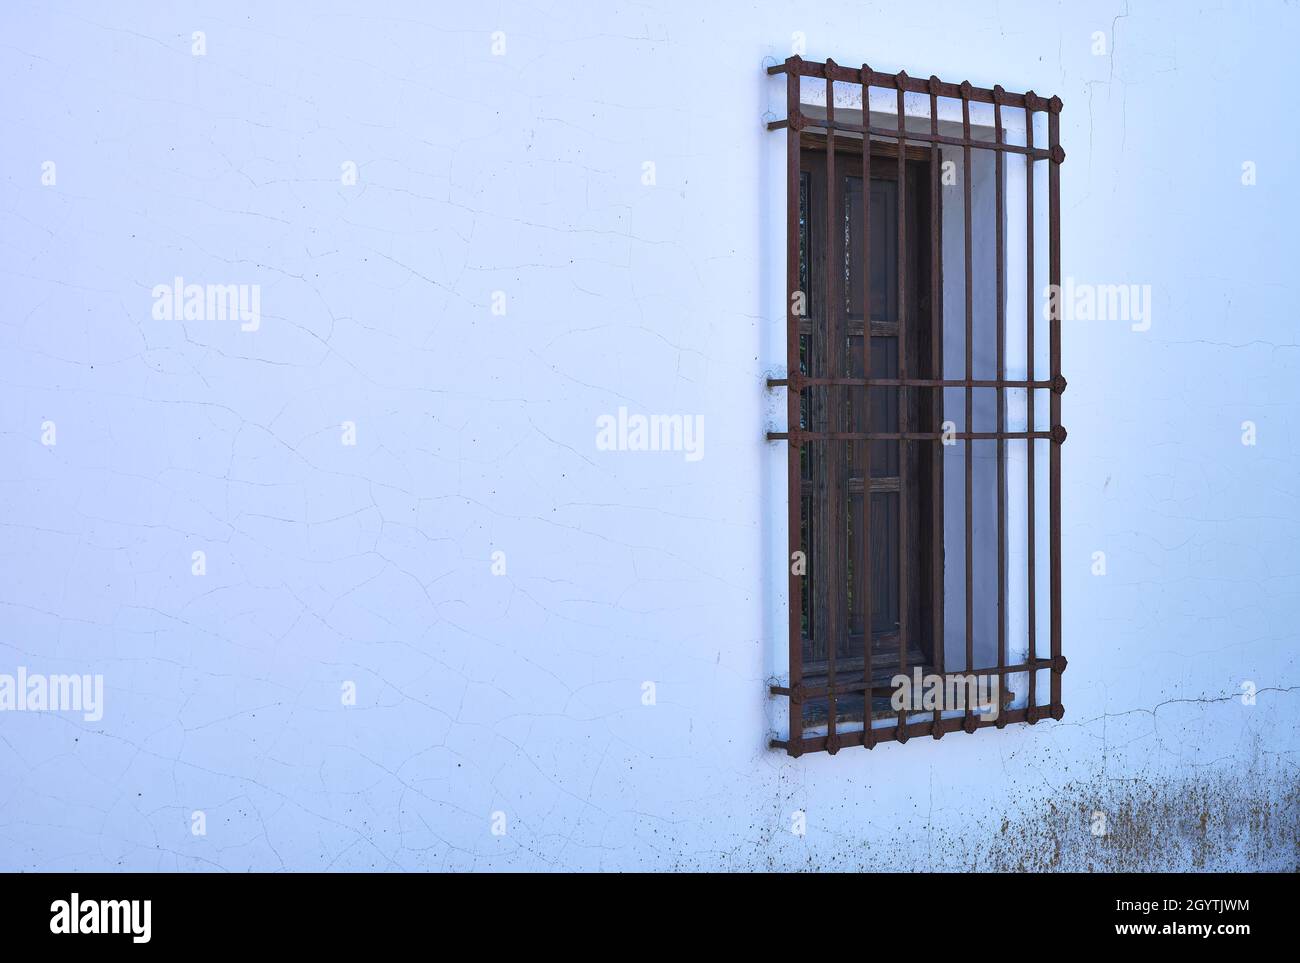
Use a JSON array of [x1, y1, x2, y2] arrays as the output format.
[[784, 64, 805, 755], [768, 429, 1057, 442], [994, 86, 1008, 726], [767, 57, 1047, 109], [768, 377, 1057, 388], [770, 655, 1062, 699], [1048, 97, 1064, 719], [769, 704, 1050, 754], [824, 60, 840, 752], [766, 117, 1053, 163], [895, 72, 910, 742], [1025, 93, 1037, 722], [961, 83, 975, 734], [928, 76, 944, 739], [860, 64, 876, 749]]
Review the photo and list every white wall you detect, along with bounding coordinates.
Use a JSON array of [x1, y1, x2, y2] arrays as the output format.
[[0, 0, 1295, 871]]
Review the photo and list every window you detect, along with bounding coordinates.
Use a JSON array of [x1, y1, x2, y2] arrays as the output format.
[[793, 138, 941, 729], [767, 58, 1067, 755]]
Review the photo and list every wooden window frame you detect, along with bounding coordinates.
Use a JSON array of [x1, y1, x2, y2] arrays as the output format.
[[795, 137, 943, 731]]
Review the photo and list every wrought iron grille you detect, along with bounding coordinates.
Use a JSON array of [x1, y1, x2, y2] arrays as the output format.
[[766, 57, 1066, 756]]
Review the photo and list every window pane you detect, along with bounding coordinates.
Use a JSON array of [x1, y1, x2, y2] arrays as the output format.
[[798, 170, 810, 301], [844, 175, 898, 322]]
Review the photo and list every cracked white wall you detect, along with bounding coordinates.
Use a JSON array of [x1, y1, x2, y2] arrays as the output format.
[[0, 1, 1296, 870]]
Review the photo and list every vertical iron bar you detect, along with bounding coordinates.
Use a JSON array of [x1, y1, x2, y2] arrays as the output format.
[[824, 62, 840, 750], [1024, 93, 1037, 721], [895, 72, 909, 738], [928, 77, 943, 738], [860, 65, 875, 748], [961, 83, 974, 732], [994, 87, 1007, 723], [1048, 97, 1063, 717], [785, 59, 804, 754]]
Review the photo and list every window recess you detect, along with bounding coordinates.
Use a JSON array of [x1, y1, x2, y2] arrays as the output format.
[[766, 57, 1067, 756]]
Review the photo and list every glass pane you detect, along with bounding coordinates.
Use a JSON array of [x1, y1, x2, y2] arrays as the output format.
[[798, 170, 810, 300], [844, 175, 898, 322]]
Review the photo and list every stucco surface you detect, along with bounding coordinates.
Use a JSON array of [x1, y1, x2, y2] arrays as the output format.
[[0, 1, 1295, 870]]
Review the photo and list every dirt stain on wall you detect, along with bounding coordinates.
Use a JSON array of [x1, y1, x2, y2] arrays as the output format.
[[980, 767, 1298, 872]]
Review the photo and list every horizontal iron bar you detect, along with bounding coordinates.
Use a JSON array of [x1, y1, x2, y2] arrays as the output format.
[[770, 703, 1065, 753], [766, 57, 1063, 113], [770, 657, 1066, 700], [768, 117, 1054, 161], [767, 430, 1055, 442], [767, 377, 1058, 389]]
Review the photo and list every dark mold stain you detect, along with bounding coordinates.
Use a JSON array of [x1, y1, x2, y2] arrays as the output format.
[[982, 767, 1298, 872]]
